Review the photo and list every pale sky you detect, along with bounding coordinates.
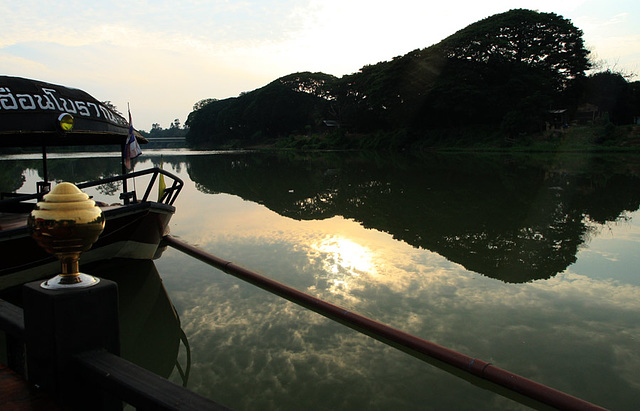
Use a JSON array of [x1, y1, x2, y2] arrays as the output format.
[[1, 0, 639, 131]]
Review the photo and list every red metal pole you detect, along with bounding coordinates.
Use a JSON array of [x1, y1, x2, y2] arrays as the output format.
[[163, 235, 607, 411]]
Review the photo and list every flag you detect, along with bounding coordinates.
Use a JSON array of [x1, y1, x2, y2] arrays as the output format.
[[124, 105, 142, 170], [158, 156, 166, 202]]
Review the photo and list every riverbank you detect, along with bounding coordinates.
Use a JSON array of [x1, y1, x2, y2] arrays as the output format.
[[480, 123, 640, 153], [241, 124, 640, 153]]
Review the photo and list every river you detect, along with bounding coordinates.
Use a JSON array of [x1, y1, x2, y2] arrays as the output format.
[[2, 149, 639, 410]]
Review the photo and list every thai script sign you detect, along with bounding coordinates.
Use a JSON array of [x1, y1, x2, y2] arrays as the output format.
[[0, 84, 127, 127]]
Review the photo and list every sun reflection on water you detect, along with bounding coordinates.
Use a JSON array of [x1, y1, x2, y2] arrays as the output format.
[[309, 236, 378, 295], [312, 236, 377, 276]]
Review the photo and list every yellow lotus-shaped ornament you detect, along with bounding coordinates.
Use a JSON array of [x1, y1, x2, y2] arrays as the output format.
[[29, 182, 105, 289]]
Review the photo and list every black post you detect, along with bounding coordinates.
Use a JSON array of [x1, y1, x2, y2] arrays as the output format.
[[41, 144, 48, 184], [22, 279, 121, 410], [37, 145, 51, 198], [121, 142, 129, 205]]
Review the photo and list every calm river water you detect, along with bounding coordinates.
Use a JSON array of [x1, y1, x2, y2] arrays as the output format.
[[2, 149, 640, 410]]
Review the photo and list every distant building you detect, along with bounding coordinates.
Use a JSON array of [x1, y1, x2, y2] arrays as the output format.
[[547, 109, 568, 129], [322, 120, 340, 128]]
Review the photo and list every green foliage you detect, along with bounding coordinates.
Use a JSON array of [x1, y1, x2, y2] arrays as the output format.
[[585, 71, 637, 125], [185, 9, 639, 150], [0, 161, 26, 193], [499, 92, 552, 136], [336, 9, 590, 137], [186, 72, 338, 147], [139, 124, 188, 139], [193, 98, 218, 111], [439, 9, 590, 88]]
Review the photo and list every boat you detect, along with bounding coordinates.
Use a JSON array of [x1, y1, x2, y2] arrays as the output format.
[[0, 75, 183, 288], [89, 258, 190, 383]]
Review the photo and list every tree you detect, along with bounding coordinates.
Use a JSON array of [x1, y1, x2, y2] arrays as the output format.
[[586, 71, 635, 124], [186, 9, 595, 147], [101, 101, 123, 116], [332, 9, 591, 136], [277, 72, 338, 100], [439, 9, 591, 89], [148, 123, 162, 136], [186, 73, 335, 147], [193, 98, 217, 111], [423, 9, 590, 133]]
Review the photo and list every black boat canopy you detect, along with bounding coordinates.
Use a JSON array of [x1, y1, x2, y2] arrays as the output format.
[[0, 75, 136, 147]]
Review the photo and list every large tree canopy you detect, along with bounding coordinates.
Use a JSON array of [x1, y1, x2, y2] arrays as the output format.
[[186, 72, 337, 146], [439, 9, 590, 88], [330, 9, 592, 135], [186, 9, 630, 149]]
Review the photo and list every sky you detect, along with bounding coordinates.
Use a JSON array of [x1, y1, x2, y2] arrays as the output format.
[[1, 0, 639, 131]]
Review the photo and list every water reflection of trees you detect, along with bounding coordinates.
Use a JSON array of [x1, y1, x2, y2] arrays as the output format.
[[187, 152, 640, 283], [0, 154, 185, 197], [0, 157, 125, 198], [0, 161, 26, 193], [46, 157, 123, 183]]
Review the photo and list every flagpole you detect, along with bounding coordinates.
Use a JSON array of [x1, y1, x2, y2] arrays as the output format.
[[128, 103, 138, 199], [121, 141, 128, 196], [123, 102, 143, 204]]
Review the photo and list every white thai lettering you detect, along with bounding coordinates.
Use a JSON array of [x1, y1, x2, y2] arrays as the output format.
[[42, 88, 64, 111], [0, 87, 18, 109], [61, 98, 77, 114], [0, 84, 125, 127], [16, 94, 36, 109], [99, 105, 113, 121], [36, 93, 56, 110], [87, 102, 101, 117], [75, 101, 90, 116]]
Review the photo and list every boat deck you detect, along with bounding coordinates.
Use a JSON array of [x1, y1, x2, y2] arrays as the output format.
[[0, 362, 68, 410]]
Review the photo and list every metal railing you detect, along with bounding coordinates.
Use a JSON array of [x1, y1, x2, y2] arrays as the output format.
[[163, 235, 608, 411], [0, 167, 183, 207], [77, 167, 183, 206]]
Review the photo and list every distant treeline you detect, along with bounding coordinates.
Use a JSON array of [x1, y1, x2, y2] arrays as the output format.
[[138, 124, 188, 149], [185, 9, 640, 150], [139, 123, 188, 139]]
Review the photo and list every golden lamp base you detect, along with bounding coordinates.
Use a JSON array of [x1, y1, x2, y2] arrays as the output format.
[[28, 182, 106, 290], [41, 273, 100, 290]]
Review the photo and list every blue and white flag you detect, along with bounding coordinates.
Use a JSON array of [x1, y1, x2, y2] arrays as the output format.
[[124, 105, 142, 169]]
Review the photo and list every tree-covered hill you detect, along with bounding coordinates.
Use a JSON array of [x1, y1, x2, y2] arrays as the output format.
[[186, 72, 338, 148], [186, 9, 639, 149]]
